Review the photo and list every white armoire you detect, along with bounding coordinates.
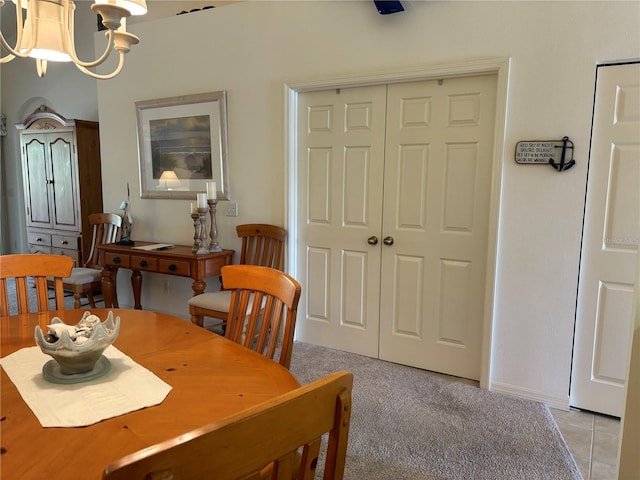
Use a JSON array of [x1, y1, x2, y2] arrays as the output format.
[[17, 106, 103, 266]]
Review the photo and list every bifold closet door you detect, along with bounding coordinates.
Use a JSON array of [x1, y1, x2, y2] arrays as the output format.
[[295, 85, 387, 357], [296, 74, 497, 381], [378, 76, 496, 380]]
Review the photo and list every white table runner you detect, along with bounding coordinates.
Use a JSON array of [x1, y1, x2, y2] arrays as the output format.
[[0, 345, 172, 428]]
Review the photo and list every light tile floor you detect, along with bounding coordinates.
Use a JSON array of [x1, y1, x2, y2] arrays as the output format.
[[550, 408, 621, 480]]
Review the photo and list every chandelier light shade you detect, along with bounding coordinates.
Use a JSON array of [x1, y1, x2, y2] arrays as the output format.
[[0, 0, 147, 79]]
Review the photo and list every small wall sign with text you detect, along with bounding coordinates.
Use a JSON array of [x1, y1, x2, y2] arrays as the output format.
[[515, 136, 576, 172]]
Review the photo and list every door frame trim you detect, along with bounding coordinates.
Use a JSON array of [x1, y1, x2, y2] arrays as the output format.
[[284, 56, 511, 389]]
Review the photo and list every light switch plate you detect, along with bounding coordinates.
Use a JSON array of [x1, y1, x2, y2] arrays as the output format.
[[226, 201, 238, 217]]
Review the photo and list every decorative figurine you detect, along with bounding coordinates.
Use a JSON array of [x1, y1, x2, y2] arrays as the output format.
[[116, 183, 134, 245]]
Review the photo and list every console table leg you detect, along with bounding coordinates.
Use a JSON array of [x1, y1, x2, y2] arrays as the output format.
[[192, 279, 206, 296], [131, 270, 143, 309], [101, 266, 118, 308]]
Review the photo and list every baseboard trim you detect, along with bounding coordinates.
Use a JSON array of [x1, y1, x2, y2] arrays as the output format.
[[490, 381, 570, 411]]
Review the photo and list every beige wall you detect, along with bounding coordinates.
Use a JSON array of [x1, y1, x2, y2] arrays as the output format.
[[2, 1, 639, 416]]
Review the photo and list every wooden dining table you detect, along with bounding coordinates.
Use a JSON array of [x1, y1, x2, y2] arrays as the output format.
[[0, 308, 301, 480]]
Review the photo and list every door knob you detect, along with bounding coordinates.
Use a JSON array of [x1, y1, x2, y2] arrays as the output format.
[[367, 236, 379, 245], [383, 236, 394, 246]]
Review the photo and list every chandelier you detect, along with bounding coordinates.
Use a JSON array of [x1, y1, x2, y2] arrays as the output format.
[[0, 0, 147, 79]]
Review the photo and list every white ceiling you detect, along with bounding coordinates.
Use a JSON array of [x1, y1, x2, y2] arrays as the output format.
[[0, 1, 240, 36], [129, 1, 240, 25]]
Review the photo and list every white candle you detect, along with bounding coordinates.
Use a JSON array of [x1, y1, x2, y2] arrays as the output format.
[[206, 181, 217, 200], [197, 193, 207, 209], [191, 202, 197, 214]]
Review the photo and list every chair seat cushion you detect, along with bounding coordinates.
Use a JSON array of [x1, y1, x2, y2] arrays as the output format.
[[188, 290, 258, 315], [187, 290, 232, 312], [60, 268, 102, 285]]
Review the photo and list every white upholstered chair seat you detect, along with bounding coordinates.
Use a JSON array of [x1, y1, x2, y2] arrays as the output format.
[[188, 291, 231, 311], [187, 290, 257, 314], [58, 268, 102, 285]]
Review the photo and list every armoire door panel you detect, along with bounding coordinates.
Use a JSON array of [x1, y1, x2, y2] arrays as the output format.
[[49, 133, 79, 230], [23, 136, 52, 228]]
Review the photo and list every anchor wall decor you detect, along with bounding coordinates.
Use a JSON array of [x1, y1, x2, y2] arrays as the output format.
[[515, 136, 576, 172]]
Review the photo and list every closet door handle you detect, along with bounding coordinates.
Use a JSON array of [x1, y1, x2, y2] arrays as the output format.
[[367, 236, 379, 246], [383, 236, 394, 246]]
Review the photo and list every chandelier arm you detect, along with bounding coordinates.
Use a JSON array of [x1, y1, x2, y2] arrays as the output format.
[[65, 31, 115, 68], [0, 33, 20, 61], [74, 51, 125, 80], [61, 0, 114, 68], [0, 0, 35, 61], [0, 53, 16, 63]]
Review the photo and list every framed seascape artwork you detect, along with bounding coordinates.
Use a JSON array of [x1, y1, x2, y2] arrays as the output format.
[[136, 91, 230, 200]]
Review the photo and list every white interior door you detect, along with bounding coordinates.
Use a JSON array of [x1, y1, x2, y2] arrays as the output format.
[[295, 75, 497, 380], [295, 85, 387, 357], [379, 76, 496, 380], [571, 62, 640, 417]]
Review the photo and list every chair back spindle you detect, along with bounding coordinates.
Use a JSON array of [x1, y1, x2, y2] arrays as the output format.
[[84, 213, 122, 269], [223, 265, 301, 368]]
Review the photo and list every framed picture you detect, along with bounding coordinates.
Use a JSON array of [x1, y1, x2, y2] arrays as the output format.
[[136, 91, 230, 200]]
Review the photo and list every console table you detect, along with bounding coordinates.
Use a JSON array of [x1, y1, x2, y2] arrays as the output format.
[[97, 242, 234, 309]]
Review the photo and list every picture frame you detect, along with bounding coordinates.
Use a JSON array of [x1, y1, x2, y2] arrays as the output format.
[[136, 91, 230, 200]]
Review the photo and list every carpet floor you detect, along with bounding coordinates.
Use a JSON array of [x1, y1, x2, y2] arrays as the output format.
[[289, 341, 582, 480]]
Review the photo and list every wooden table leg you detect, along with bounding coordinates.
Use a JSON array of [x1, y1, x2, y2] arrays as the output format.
[[101, 266, 119, 308], [191, 279, 206, 297], [131, 270, 143, 310]]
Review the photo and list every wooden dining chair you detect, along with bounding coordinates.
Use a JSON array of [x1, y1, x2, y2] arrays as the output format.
[[188, 224, 287, 330], [0, 254, 74, 316], [53, 213, 122, 309], [222, 264, 301, 369], [103, 370, 353, 480]]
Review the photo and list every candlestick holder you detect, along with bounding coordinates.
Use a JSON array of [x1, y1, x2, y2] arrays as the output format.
[[207, 199, 222, 252], [197, 207, 209, 254], [191, 212, 201, 253]]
